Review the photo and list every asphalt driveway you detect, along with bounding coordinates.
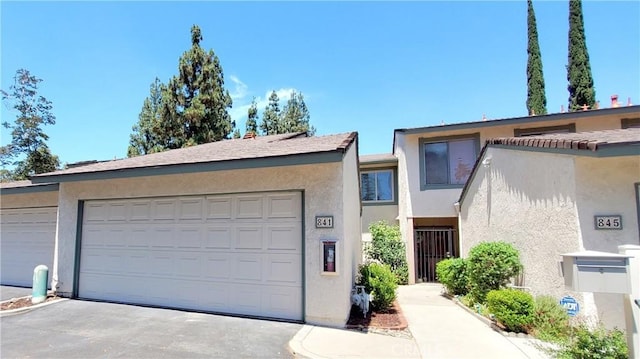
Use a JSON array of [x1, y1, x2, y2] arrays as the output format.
[[1, 299, 301, 358], [0, 285, 32, 301]]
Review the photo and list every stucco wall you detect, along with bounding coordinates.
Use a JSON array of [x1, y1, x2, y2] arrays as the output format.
[[574, 156, 640, 329], [1, 190, 59, 209], [460, 146, 640, 329], [342, 144, 363, 317], [361, 205, 398, 234], [53, 158, 358, 327]]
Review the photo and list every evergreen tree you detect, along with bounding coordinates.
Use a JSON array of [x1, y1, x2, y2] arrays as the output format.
[[260, 91, 280, 135], [526, 0, 547, 115], [130, 25, 234, 153], [1, 69, 59, 180], [128, 78, 165, 157], [232, 129, 241, 139], [567, 0, 596, 111], [246, 97, 259, 135], [281, 91, 316, 135]]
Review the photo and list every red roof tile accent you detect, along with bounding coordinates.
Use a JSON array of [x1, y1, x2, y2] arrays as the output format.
[[487, 128, 640, 151]]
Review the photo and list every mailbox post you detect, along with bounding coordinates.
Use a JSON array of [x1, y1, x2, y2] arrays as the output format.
[[561, 247, 639, 359]]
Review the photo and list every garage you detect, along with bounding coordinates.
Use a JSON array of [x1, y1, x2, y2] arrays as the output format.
[[78, 191, 303, 321], [0, 207, 57, 287]]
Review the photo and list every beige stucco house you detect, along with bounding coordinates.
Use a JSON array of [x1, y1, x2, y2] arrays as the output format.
[[359, 154, 398, 238], [389, 105, 640, 284], [457, 128, 640, 329], [1, 132, 362, 327]]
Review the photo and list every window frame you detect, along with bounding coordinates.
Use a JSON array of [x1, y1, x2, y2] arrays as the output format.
[[419, 133, 480, 191], [514, 123, 576, 137], [360, 168, 397, 205]]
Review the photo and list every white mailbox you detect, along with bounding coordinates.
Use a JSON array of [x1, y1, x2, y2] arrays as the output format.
[[561, 250, 631, 294]]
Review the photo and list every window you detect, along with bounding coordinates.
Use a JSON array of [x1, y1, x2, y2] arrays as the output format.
[[622, 118, 640, 129], [360, 170, 394, 202], [514, 123, 575, 137], [421, 135, 478, 188]]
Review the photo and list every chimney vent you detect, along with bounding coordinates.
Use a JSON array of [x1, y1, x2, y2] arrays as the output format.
[[243, 132, 257, 139], [611, 94, 619, 108], [561, 105, 565, 113], [628, 97, 633, 106]]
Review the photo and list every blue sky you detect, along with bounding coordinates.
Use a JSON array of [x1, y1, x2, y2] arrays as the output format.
[[2, 1, 639, 165]]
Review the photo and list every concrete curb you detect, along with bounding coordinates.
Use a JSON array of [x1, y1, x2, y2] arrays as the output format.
[[0, 297, 68, 317], [288, 325, 316, 359]]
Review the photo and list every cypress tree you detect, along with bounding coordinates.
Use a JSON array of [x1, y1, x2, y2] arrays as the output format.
[[567, 0, 596, 111], [526, 0, 547, 115]]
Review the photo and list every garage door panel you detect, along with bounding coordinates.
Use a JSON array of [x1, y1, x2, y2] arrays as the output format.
[[85, 203, 107, 222], [234, 255, 263, 281], [153, 200, 176, 221], [235, 226, 263, 249], [266, 254, 301, 284], [236, 196, 263, 218], [1, 207, 56, 287], [205, 227, 231, 249], [204, 255, 231, 279], [206, 197, 232, 219], [267, 194, 300, 219], [178, 198, 204, 221], [267, 224, 302, 251], [107, 202, 127, 222], [79, 192, 302, 321]]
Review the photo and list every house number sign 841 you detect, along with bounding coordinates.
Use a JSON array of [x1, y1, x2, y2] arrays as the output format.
[[316, 216, 333, 228]]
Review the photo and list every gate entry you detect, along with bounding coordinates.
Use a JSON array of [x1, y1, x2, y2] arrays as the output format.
[[415, 228, 457, 282]]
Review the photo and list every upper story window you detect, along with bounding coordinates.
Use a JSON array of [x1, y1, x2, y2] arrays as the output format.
[[420, 135, 479, 189], [621, 118, 640, 129], [514, 123, 575, 137], [361, 170, 394, 202]]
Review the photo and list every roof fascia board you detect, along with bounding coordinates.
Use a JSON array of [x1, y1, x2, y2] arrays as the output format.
[[489, 143, 640, 158], [0, 183, 59, 195], [31, 151, 344, 184], [396, 106, 640, 135]]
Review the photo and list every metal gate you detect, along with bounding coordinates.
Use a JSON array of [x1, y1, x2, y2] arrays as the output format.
[[415, 228, 457, 283]]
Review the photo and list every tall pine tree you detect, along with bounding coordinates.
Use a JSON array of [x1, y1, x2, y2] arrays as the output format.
[[526, 0, 547, 115], [246, 97, 259, 136], [128, 78, 165, 157], [567, 0, 595, 111], [129, 25, 234, 153], [260, 91, 280, 135], [281, 91, 315, 135]]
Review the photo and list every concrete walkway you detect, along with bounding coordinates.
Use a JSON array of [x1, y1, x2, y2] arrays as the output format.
[[289, 283, 550, 359], [0, 286, 32, 301]]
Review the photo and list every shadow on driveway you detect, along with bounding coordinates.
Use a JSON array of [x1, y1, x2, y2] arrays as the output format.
[[1, 299, 301, 358]]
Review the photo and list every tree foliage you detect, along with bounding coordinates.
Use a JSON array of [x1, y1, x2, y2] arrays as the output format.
[[367, 221, 408, 284], [567, 0, 596, 111], [526, 0, 547, 116], [1, 69, 59, 180], [259, 90, 315, 136], [128, 78, 165, 157], [245, 97, 259, 136], [128, 25, 234, 155]]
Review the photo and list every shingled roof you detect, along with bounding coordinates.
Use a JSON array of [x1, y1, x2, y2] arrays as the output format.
[[487, 128, 640, 152], [31, 132, 358, 183]]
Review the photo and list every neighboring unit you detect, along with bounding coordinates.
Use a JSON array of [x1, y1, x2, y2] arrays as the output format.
[[458, 128, 640, 329], [390, 105, 640, 284], [0, 181, 59, 287]]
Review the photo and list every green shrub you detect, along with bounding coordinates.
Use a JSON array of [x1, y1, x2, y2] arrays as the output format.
[[435, 258, 468, 295], [367, 221, 408, 285], [466, 241, 522, 303], [358, 262, 398, 311], [530, 295, 571, 343], [557, 325, 627, 359], [486, 289, 534, 333]]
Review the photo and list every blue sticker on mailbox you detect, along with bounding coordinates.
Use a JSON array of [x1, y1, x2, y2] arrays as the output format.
[[560, 296, 580, 317]]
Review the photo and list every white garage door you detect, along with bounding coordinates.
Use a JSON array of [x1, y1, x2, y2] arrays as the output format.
[[79, 192, 303, 321], [0, 207, 57, 287]]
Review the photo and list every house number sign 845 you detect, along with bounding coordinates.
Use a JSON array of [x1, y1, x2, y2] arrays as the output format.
[[594, 215, 622, 230]]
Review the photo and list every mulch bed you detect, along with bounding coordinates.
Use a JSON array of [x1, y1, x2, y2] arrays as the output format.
[[1, 295, 59, 311], [345, 300, 408, 330]]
